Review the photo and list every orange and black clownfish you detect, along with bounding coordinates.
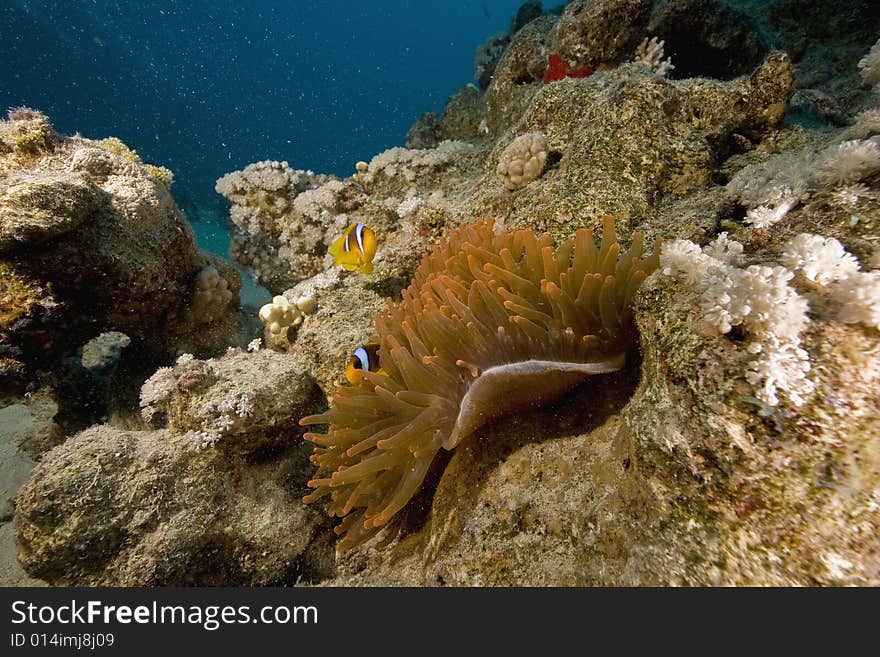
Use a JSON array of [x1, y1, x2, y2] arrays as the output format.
[[345, 343, 387, 384], [329, 222, 378, 275]]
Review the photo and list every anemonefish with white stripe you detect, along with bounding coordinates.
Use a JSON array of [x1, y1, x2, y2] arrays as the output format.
[[329, 222, 378, 275], [345, 342, 387, 384]]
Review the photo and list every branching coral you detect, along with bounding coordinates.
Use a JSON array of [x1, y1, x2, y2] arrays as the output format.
[[300, 218, 660, 551], [632, 37, 674, 78]]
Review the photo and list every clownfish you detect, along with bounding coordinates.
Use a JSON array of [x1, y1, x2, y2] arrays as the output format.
[[345, 342, 386, 384], [329, 222, 377, 275]]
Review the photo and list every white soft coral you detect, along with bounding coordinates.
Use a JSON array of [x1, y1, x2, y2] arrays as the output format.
[[662, 234, 813, 407], [833, 272, 880, 329], [781, 234, 860, 285], [858, 37, 880, 88], [813, 139, 880, 186], [660, 239, 715, 286], [701, 232, 744, 265], [782, 233, 880, 329], [746, 338, 814, 407]]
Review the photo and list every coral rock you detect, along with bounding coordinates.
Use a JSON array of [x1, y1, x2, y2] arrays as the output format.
[[15, 424, 332, 586], [0, 171, 102, 250]]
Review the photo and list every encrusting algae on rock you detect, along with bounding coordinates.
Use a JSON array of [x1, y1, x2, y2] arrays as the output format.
[[300, 216, 660, 552]]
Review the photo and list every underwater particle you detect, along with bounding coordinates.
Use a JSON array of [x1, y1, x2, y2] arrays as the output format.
[[496, 132, 549, 191], [328, 222, 378, 274], [299, 217, 660, 552]]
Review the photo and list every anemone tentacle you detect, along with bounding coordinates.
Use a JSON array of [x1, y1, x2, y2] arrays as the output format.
[[299, 217, 661, 552]]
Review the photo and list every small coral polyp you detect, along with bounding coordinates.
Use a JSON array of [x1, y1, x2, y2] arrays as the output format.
[[300, 218, 660, 551]]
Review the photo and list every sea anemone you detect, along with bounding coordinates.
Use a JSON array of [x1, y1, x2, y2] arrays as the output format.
[[299, 218, 661, 551]]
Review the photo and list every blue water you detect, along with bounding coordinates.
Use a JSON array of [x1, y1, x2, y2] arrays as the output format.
[[1, 0, 529, 256]]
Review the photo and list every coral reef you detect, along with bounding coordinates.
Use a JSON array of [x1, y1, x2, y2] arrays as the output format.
[[333, 269, 880, 585], [473, 50, 795, 239], [11, 1, 880, 586], [550, 0, 652, 67], [217, 160, 403, 294], [215, 161, 336, 292]]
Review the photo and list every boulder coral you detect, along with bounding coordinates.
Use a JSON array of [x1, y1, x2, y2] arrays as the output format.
[[496, 132, 549, 190]]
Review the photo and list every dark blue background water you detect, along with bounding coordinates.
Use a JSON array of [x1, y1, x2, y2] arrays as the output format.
[[1, 0, 529, 254]]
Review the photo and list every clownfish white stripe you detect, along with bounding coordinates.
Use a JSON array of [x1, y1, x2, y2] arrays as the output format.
[[353, 346, 370, 370], [343, 223, 367, 254], [354, 223, 366, 254]]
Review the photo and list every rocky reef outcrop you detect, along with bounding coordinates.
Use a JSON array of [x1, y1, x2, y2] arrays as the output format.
[[0, 109, 252, 397], [15, 348, 333, 586]]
